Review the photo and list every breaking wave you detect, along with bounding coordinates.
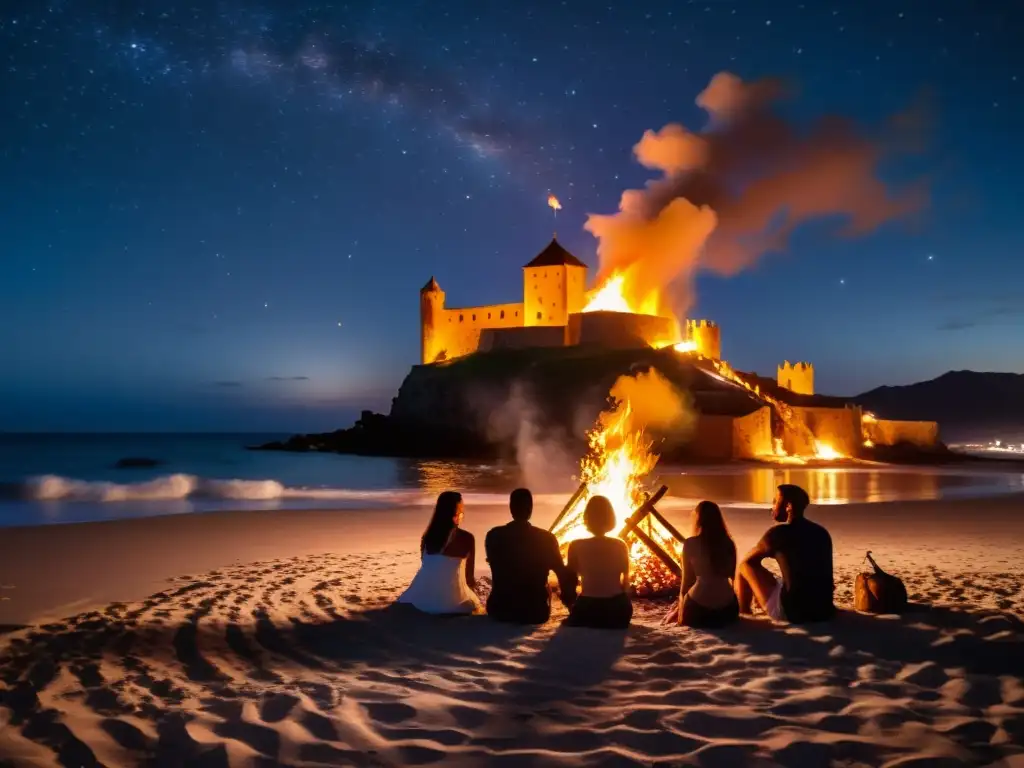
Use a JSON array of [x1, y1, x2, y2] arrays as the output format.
[[5, 473, 728, 510], [8, 473, 574, 508]]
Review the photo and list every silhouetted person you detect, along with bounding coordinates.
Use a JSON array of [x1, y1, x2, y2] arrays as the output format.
[[663, 500, 739, 628], [735, 484, 835, 623], [565, 495, 632, 629], [485, 488, 576, 624]]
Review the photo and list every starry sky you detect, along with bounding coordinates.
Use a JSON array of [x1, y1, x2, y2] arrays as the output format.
[[1, 1, 1022, 433]]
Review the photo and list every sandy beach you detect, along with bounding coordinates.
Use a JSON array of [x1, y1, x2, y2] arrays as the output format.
[[1, 494, 1022, 766]]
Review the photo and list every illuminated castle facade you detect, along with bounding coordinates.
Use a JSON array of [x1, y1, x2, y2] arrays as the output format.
[[420, 237, 813, 396]]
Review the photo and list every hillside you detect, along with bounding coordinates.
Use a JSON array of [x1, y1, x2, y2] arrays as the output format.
[[854, 371, 1024, 440], [254, 345, 850, 459]]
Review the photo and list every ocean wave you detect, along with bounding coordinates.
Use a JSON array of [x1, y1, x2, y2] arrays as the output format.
[[6, 473, 771, 511], [9, 474, 572, 507]]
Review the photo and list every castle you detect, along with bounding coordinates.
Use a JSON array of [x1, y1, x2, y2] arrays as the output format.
[[420, 237, 809, 395]]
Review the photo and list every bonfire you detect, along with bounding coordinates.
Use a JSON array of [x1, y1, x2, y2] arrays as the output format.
[[549, 397, 683, 596]]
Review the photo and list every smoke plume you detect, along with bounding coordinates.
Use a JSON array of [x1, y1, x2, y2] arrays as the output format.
[[479, 382, 579, 491], [603, 369, 696, 441], [585, 71, 929, 314]]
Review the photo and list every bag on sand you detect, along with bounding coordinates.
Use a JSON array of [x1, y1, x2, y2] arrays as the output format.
[[855, 551, 908, 614]]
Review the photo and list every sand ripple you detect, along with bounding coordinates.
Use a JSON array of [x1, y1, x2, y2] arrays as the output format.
[[1, 552, 1022, 767]]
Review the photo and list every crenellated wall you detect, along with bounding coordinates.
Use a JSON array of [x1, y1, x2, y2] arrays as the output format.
[[686, 319, 721, 359], [778, 361, 814, 395]]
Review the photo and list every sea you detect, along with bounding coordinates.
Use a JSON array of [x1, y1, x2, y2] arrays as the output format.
[[1, 433, 1023, 528]]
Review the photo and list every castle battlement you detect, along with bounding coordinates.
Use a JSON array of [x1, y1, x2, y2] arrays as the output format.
[[685, 318, 721, 359], [777, 361, 814, 395], [421, 238, 730, 365]]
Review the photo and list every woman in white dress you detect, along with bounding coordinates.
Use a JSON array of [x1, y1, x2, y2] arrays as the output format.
[[397, 491, 482, 615]]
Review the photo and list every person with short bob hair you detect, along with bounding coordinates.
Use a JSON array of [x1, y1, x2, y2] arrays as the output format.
[[564, 495, 632, 629], [734, 483, 835, 624]]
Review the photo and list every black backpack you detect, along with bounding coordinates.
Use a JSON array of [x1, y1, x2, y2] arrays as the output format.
[[855, 551, 909, 614]]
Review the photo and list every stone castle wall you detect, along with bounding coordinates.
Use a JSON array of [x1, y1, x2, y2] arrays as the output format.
[[865, 419, 939, 448]]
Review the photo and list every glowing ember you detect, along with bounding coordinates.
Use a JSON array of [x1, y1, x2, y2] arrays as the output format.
[[673, 340, 697, 354], [547, 193, 562, 211], [551, 398, 680, 595], [814, 440, 842, 460]]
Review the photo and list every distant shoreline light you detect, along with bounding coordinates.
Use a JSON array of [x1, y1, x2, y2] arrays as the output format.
[[948, 439, 1024, 455]]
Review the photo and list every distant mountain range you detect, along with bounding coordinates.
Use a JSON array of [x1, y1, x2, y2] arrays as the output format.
[[854, 371, 1024, 441]]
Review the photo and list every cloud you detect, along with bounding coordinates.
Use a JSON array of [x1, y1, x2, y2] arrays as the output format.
[[937, 302, 1024, 332], [266, 376, 310, 381], [213, 381, 244, 388]]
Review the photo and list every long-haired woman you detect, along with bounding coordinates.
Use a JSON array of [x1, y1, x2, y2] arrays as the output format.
[[663, 500, 739, 628], [397, 491, 482, 615]]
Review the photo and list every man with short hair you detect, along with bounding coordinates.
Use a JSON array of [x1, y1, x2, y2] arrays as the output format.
[[735, 484, 835, 623], [485, 488, 577, 624]]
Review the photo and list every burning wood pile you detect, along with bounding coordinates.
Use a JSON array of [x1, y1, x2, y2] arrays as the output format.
[[548, 390, 685, 596]]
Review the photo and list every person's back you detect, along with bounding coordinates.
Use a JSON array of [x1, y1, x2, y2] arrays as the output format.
[[686, 534, 736, 607], [486, 488, 574, 624], [565, 496, 632, 629], [765, 516, 834, 622], [569, 536, 629, 598], [735, 484, 835, 624]]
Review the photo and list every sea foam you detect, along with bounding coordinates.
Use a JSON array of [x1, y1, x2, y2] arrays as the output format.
[[13, 473, 734, 511]]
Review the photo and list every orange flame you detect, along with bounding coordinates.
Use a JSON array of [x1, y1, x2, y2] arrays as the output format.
[[582, 271, 661, 316], [547, 194, 562, 211], [551, 396, 681, 594]]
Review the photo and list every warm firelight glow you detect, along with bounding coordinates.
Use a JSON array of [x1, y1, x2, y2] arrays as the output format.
[[705, 358, 848, 464], [814, 440, 842, 460], [547, 193, 562, 211], [582, 271, 661, 316], [672, 340, 697, 354], [551, 398, 680, 594]]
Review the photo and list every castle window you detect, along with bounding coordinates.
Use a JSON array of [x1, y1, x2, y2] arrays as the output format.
[[472, 314, 476, 321], [536, 311, 542, 320], [500, 310, 505, 319], [459, 314, 464, 322], [515, 311, 518, 317]]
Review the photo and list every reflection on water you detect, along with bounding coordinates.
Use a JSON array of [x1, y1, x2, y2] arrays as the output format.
[[657, 466, 1024, 506], [398, 459, 1022, 508]]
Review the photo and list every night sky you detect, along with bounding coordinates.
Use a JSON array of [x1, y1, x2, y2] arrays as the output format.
[[2, 1, 1021, 433]]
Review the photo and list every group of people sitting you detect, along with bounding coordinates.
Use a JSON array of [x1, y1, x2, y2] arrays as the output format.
[[397, 483, 835, 628]]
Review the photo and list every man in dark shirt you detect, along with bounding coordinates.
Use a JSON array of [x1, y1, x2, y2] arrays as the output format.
[[485, 488, 577, 624], [735, 483, 835, 623]]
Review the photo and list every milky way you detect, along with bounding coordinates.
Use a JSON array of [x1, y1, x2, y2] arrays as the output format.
[[1, 0, 1021, 430]]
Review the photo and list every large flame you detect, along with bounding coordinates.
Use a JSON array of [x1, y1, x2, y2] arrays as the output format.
[[547, 193, 562, 211], [583, 271, 662, 316], [551, 398, 681, 595]]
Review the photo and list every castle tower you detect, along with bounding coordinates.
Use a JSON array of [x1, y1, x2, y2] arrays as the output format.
[[420, 277, 446, 364], [777, 361, 814, 395], [685, 319, 721, 359], [522, 238, 588, 327]]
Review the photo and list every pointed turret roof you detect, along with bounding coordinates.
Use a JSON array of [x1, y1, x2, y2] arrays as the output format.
[[420, 276, 441, 293], [523, 238, 587, 269]]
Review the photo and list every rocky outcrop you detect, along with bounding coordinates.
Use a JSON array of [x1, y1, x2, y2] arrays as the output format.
[[252, 346, 765, 459]]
